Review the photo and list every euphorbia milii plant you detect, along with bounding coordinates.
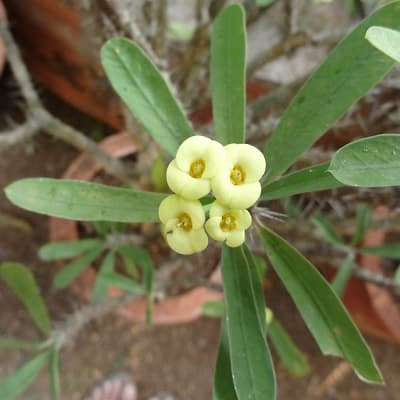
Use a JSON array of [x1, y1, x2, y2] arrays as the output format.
[[6, 3, 400, 399]]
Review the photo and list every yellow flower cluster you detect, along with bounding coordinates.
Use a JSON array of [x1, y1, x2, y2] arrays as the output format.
[[159, 136, 266, 255]]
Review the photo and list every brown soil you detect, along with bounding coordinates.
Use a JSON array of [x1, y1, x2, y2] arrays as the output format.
[[0, 73, 400, 400]]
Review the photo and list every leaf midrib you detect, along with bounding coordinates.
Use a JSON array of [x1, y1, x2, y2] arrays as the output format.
[[264, 230, 347, 358], [8, 189, 163, 220], [266, 229, 377, 379], [231, 252, 259, 400]]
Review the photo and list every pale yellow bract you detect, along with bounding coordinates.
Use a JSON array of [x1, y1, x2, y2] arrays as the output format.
[[212, 143, 266, 209], [205, 202, 252, 247], [159, 136, 266, 254], [166, 136, 226, 200], [159, 194, 208, 255]]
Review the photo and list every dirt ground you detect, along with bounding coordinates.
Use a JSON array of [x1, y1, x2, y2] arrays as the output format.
[[0, 71, 400, 400]]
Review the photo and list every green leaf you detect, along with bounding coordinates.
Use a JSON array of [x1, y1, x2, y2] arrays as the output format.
[[92, 251, 116, 302], [312, 215, 346, 250], [211, 4, 246, 145], [268, 319, 310, 377], [120, 254, 139, 279], [39, 239, 104, 261], [331, 254, 355, 297], [151, 153, 168, 193], [394, 266, 400, 284], [53, 246, 103, 290], [94, 272, 143, 295], [263, 3, 400, 182], [101, 37, 193, 155], [0, 263, 51, 336], [351, 204, 371, 246], [49, 348, 61, 400], [261, 162, 342, 201], [116, 245, 154, 324], [91, 221, 111, 236], [0, 337, 43, 352], [256, 0, 276, 7], [366, 26, 400, 62], [329, 134, 400, 187], [167, 20, 195, 41], [202, 300, 225, 318], [91, 221, 126, 236], [222, 245, 276, 400], [259, 227, 383, 383], [5, 178, 166, 223], [0, 351, 49, 400], [282, 197, 303, 219], [213, 320, 238, 400], [358, 244, 400, 259], [116, 246, 153, 294], [254, 255, 267, 283]]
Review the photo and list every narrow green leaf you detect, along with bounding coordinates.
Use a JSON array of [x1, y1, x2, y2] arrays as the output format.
[[254, 255, 267, 283], [167, 21, 195, 41], [49, 348, 61, 400], [312, 215, 346, 250], [101, 38, 193, 155], [53, 246, 103, 290], [351, 204, 371, 246], [329, 134, 400, 187], [256, 0, 276, 7], [95, 272, 143, 295], [261, 162, 342, 201], [92, 221, 111, 236], [394, 267, 400, 284], [213, 320, 238, 400], [151, 153, 168, 193], [268, 319, 310, 377], [211, 4, 246, 145], [0, 263, 51, 336], [39, 239, 104, 261], [116, 245, 154, 324], [0, 337, 43, 352], [282, 197, 303, 219], [0, 351, 49, 400], [121, 254, 139, 279], [331, 254, 355, 297], [259, 227, 383, 383], [5, 178, 166, 223], [263, 3, 400, 182], [202, 300, 225, 318], [358, 244, 400, 259], [116, 246, 153, 294], [366, 26, 400, 62], [92, 252, 116, 302], [222, 245, 276, 400]]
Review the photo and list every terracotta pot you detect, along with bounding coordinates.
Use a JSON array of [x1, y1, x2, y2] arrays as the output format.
[[3, 0, 123, 128], [4, 0, 274, 129], [49, 131, 222, 324], [324, 207, 400, 343], [0, 1, 7, 76]]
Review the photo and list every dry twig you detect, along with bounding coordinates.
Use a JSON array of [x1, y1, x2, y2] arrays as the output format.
[[311, 362, 352, 398]]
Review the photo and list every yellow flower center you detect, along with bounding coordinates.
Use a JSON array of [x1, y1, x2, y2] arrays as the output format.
[[189, 159, 206, 178], [230, 165, 246, 185], [177, 212, 193, 231], [220, 213, 238, 232]]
